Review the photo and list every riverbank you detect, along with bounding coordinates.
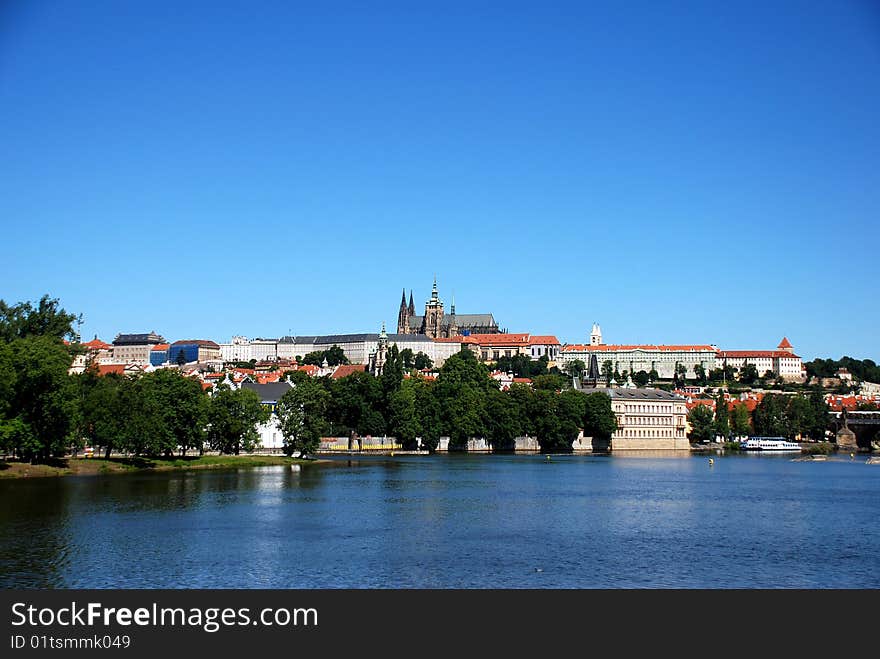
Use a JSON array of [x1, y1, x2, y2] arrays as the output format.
[[0, 454, 319, 479]]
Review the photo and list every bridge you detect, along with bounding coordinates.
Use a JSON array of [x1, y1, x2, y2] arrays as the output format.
[[831, 410, 880, 450]]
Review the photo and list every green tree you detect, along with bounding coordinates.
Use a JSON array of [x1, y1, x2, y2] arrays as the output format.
[[807, 388, 830, 440], [601, 360, 614, 386], [532, 374, 567, 391], [648, 368, 659, 383], [399, 348, 415, 369], [739, 364, 759, 385], [0, 294, 80, 343], [324, 345, 349, 366], [730, 402, 751, 437], [687, 404, 715, 443], [276, 378, 329, 457], [207, 386, 270, 454], [566, 359, 586, 378], [328, 371, 385, 437], [134, 369, 209, 456], [632, 370, 650, 387], [694, 364, 708, 385], [714, 393, 729, 438], [176, 349, 187, 367], [388, 378, 420, 449], [530, 389, 585, 452], [413, 351, 433, 371], [79, 371, 133, 458], [752, 393, 789, 437], [582, 391, 617, 444], [4, 336, 78, 461], [484, 388, 521, 451], [413, 378, 441, 451]]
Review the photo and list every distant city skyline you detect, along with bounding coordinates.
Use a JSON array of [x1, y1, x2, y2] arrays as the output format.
[[2, 2, 878, 362]]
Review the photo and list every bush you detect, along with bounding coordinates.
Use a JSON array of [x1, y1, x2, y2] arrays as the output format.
[[801, 442, 834, 455]]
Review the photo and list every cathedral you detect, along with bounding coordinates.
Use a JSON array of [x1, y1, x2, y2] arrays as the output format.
[[396, 278, 500, 339]]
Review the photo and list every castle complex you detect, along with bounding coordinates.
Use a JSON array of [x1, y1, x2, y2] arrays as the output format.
[[396, 278, 499, 338]]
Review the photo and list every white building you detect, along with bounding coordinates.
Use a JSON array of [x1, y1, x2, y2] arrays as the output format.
[[559, 324, 717, 379], [717, 337, 804, 381], [219, 336, 252, 362], [278, 330, 462, 368], [528, 335, 561, 364], [572, 386, 689, 450], [239, 381, 293, 451]]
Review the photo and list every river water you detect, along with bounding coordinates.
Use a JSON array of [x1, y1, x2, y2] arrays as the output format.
[[1, 454, 878, 588]]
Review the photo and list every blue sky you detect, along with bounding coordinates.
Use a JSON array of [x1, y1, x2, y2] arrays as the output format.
[[1, 1, 878, 360]]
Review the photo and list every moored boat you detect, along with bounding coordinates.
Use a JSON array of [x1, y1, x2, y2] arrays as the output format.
[[740, 437, 801, 452]]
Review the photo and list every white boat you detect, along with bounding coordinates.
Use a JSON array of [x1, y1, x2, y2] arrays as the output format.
[[740, 437, 802, 452]]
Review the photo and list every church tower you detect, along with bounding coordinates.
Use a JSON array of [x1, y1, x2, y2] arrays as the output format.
[[397, 288, 410, 335], [447, 293, 458, 338], [421, 276, 445, 339], [408, 290, 415, 317], [369, 322, 389, 376], [590, 323, 603, 346]]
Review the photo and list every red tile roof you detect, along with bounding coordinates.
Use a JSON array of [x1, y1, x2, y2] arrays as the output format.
[[564, 344, 717, 352], [727, 399, 759, 413], [512, 377, 532, 383], [528, 335, 560, 346], [331, 364, 367, 379], [778, 337, 793, 349], [719, 350, 801, 359], [465, 333, 530, 346], [96, 364, 126, 376], [151, 343, 170, 351], [82, 338, 112, 351], [686, 399, 716, 411]]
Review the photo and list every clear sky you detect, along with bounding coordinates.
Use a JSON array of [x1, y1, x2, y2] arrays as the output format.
[[1, 1, 878, 361]]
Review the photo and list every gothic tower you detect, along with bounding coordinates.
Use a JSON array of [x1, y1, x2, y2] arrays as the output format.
[[408, 290, 415, 317], [421, 276, 445, 339], [397, 288, 410, 335], [590, 323, 603, 346], [447, 293, 458, 338]]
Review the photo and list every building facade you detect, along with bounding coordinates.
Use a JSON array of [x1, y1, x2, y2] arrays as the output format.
[[111, 331, 167, 365], [717, 338, 803, 381], [583, 387, 689, 450], [279, 330, 462, 368], [559, 325, 717, 379], [219, 336, 252, 362], [168, 340, 221, 365], [396, 279, 499, 338], [239, 381, 294, 450]]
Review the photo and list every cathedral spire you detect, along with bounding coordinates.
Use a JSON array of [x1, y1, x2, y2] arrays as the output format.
[[431, 275, 439, 301], [408, 290, 415, 316], [451, 292, 456, 316], [399, 288, 407, 312]]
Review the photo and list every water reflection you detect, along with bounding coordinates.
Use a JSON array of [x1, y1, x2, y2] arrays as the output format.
[[1, 457, 878, 588]]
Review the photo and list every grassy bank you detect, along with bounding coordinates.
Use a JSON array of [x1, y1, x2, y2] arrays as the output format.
[[0, 454, 317, 479]]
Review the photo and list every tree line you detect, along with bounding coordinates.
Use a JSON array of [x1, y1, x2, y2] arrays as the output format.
[[687, 390, 830, 443], [1, 296, 618, 461]]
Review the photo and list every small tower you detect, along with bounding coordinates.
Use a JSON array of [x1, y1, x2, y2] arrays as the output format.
[[590, 323, 603, 346], [422, 275, 445, 339], [447, 292, 458, 338], [778, 337, 794, 354], [408, 290, 415, 317], [397, 288, 410, 335], [369, 322, 389, 376]]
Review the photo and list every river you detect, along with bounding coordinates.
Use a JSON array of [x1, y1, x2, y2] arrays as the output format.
[[1, 453, 878, 588]]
